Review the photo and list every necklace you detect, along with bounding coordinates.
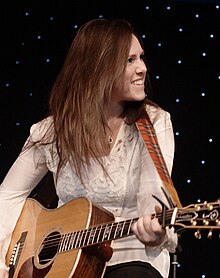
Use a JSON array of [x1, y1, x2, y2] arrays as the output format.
[[108, 135, 114, 144]]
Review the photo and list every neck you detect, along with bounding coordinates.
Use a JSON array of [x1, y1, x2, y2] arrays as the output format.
[[107, 102, 124, 123], [105, 102, 124, 148]]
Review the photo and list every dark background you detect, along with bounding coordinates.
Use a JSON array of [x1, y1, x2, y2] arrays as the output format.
[[0, 0, 219, 277]]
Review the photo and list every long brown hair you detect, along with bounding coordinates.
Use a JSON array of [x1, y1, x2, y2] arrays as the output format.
[[36, 19, 155, 181]]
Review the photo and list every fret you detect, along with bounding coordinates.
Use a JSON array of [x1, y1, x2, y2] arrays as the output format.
[[120, 221, 126, 237], [86, 226, 96, 245], [93, 225, 101, 244], [63, 233, 71, 251], [78, 231, 84, 248], [123, 220, 133, 236], [58, 235, 63, 252], [64, 233, 71, 251], [98, 224, 105, 242], [114, 222, 124, 239], [113, 222, 119, 239], [81, 228, 89, 247], [127, 219, 134, 235], [74, 231, 82, 248], [102, 223, 111, 241], [96, 224, 103, 243], [89, 226, 98, 245], [69, 232, 76, 250], [59, 234, 67, 252], [107, 222, 114, 241]]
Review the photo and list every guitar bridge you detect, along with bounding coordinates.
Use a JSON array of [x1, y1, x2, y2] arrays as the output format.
[[9, 231, 28, 278]]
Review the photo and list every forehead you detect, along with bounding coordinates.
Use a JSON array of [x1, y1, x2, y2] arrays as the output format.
[[129, 34, 143, 53]]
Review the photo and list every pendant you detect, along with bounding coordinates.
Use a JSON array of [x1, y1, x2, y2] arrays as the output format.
[[108, 135, 113, 144]]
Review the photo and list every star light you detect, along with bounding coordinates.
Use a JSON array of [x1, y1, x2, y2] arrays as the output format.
[[1, 3, 218, 277]]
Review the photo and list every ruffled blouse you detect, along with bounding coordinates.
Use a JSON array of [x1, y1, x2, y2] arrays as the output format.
[[0, 105, 177, 277]]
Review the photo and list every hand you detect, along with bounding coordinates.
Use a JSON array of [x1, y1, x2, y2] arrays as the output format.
[[0, 269, 8, 278], [132, 206, 166, 247]]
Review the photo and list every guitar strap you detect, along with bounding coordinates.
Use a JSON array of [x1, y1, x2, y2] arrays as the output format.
[[135, 117, 182, 208]]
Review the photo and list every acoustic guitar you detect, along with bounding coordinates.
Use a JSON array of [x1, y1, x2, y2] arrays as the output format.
[[6, 197, 220, 278]]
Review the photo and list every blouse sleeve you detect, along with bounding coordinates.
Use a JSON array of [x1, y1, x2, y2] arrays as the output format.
[[0, 122, 49, 270]]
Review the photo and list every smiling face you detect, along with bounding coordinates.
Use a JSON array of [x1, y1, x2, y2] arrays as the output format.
[[110, 34, 147, 107]]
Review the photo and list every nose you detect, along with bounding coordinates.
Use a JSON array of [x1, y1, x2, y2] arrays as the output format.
[[135, 59, 147, 74]]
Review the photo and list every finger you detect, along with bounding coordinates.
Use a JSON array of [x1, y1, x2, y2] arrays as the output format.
[[155, 205, 162, 213], [151, 217, 165, 234]]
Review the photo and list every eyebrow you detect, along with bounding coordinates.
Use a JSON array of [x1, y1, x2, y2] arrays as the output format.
[[129, 51, 145, 57]]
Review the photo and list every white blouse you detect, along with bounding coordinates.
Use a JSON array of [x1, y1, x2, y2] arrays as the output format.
[[0, 105, 178, 278]]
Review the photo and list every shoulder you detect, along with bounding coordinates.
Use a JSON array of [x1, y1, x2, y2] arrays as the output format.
[[145, 104, 171, 123], [29, 116, 54, 142], [145, 104, 172, 133]]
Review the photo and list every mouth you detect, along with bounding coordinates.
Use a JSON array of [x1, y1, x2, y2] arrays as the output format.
[[131, 79, 145, 85]]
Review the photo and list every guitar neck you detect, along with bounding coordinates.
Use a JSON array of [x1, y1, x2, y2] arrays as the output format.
[[57, 208, 174, 253], [56, 199, 220, 254], [58, 217, 139, 253]]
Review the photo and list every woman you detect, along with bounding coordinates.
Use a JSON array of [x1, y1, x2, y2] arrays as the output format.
[[0, 19, 181, 277]]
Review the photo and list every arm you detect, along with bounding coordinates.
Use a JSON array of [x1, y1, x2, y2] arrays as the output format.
[[0, 125, 49, 272]]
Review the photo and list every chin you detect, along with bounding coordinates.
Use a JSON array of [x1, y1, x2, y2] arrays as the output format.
[[132, 93, 146, 101]]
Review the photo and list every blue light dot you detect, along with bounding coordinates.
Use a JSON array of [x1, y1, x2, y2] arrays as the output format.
[[5, 83, 10, 87], [74, 25, 78, 29], [176, 98, 180, 103], [202, 275, 206, 278], [218, 76, 220, 80], [25, 12, 30, 16], [15, 122, 21, 126], [49, 17, 54, 21], [145, 6, 150, 10], [99, 15, 103, 18], [210, 34, 214, 38], [201, 92, 206, 96], [37, 35, 42, 40], [157, 42, 162, 47], [197, 199, 201, 203], [15, 60, 20, 65], [216, 5, 219, 9], [29, 92, 33, 96], [177, 60, 182, 64], [195, 14, 199, 18], [21, 42, 24, 46], [175, 131, 180, 136], [167, 6, 171, 10], [201, 160, 205, 165], [187, 179, 191, 184], [208, 138, 213, 143], [156, 75, 160, 79], [142, 35, 146, 39], [179, 28, 183, 32], [202, 52, 206, 57], [177, 264, 181, 268], [46, 58, 50, 63]]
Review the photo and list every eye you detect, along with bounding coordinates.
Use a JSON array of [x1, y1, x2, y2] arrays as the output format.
[[127, 57, 134, 64], [140, 53, 145, 60]]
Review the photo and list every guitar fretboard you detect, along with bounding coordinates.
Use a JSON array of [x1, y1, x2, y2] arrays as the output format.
[[58, 218, 138, 253]]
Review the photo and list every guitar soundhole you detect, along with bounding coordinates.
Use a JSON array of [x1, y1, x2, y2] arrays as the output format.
[[38, 231, 61, 265]]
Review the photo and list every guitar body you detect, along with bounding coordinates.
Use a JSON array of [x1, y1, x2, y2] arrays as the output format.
[[6, 197, 114, 278]]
